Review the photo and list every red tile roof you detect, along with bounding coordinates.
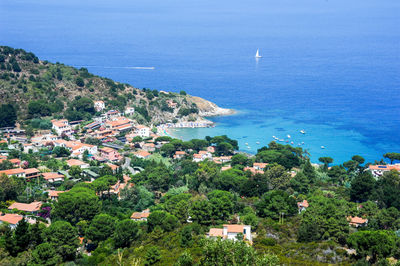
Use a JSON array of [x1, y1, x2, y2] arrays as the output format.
[[208, 228, 224, 237], [134, 150, 151, 158], [253, 162, 268, 169], [8, 202, 42, 212], [0, 213, 23, 224], [106, 163, 118, 171], [0, 168, 25, 176], [42, 172, 65, 180], [369, 165, 400, 171], [100, 147, 116, 153], [67, 159, 86, 167], [223, 224, 245, 233], [24, 168, 40, 175], [47, 190, 65, 197], [131, 209, 150, 219], [9, 159, 21, 164], [297, 200, 309, 208], [348, 216, 368, 224]]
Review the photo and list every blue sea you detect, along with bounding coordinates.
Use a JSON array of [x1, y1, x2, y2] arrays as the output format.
[[1, 0, 399, 163]]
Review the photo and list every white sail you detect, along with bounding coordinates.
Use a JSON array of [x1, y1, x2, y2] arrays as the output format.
[[255, 49, 262, 58]]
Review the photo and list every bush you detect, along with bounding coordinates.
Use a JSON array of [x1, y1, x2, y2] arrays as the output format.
[[75, 76, 84, 87], [260, 238, 277, 246]]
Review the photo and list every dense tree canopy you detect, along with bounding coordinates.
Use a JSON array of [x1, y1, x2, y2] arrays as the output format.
[[43, 221, 79, 261], [256, 190, 297, 220], [347, 230, 397, 263], [52, 187, 101, 225], [298, 196, 349, 244], [0, 104, 17, 127]]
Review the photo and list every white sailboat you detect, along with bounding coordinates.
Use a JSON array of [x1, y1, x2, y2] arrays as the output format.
[[255, 49, 262, 58]]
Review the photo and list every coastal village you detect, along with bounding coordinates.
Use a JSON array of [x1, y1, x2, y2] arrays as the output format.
[[1, 99, 399, 259], [0, 46, 399, 265]]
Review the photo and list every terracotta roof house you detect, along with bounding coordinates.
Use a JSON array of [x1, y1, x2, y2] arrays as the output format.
[[348, 216, 368, 227], [99, 147, 122, 162], [9, 158, 21, 167], [297, 200, 309, 213], [173, 151, 186, 159], [207, 146, 216, 153], [253, 163, 268, 170], [208, 228, 224, 237], [105, 180, 134, 198], [51, 119, 72, 136], [0, 168, 40, 179], [47, 190, 65, 201], [221, 166, 232, 171], [243, 167, 264, 175], [0, 213, 23, 229], [213, 156, 232, 164], [142, 143, 156, 152], [42, 172, 65, 183], [131, 209, 150, 221], [66, 159, 89, 169], [134, 125, 150, 138], [106, 163, 119, 173], [208, 224, 252, 243], [368, 164, 400, 178], [0, 168, 25, 178], [23, 168, 41, 179], [8, 201, 42, 214], [105, 117, 132, 130], [134, 150, 151, 159]]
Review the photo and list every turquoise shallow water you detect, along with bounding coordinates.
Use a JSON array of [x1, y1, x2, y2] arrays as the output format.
[[169, 110, 386, 163], [1, 0, 399, 164]]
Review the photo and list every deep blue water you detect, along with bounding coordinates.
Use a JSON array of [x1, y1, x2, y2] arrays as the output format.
[[1, 0, 399, 163]]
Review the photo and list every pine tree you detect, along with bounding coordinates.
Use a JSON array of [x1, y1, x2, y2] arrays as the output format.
[[14, 217, 30, 253]]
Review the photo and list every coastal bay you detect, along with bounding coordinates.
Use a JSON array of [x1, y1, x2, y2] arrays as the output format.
[[2, 0, 399, 164]]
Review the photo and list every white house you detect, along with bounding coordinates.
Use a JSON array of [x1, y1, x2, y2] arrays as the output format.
[[368, 164, 400, 178], [94, 101, 105, 112], [124, 107, 135, 116], [51, 119, 72, 136], [0, 168, 41, 179], [66, 159, 90, 169], [134, 125, 151, 138], [53, 140, 98, 158], [348, 216, 368, 228], [208, 224, 252, 243], [8, 202, 42, 215], [133, 150, 151, 159], [193, 150, 212, 162], [130, 209, 150, 221], [174, 151, 186, 159], [253, 163, 268, 171], [0, 213, 23, 229], [23, 143, 38, 153], [47, 190, 65, 201], [42, 172, 65, 183]]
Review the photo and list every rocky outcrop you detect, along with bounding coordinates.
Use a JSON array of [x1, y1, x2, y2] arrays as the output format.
[[188, 96, 235, 117]]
